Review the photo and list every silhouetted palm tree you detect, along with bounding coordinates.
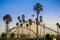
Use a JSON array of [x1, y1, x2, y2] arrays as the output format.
[[22, 15, 25, 23], [3, 14, 12, 40], [29, 19, 32, 25], [3, 14, 12, 33], [10, 33, 15, 40], [17, 16, 21, 23], [29, 19, 32, 37], [26, 24, 29, 27], [34, 3, 43, 38], [16, 22, 19, 26]]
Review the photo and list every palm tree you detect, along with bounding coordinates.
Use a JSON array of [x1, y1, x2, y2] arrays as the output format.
[[29, 19, 32, 25], [29, 19, 32, 38], [3, 14, 12, 33], [10, 33, 15, 40], [16, 22, 19, 26], [17, 16, 21, 23], [22, 15, 25, 23], [34, 3, 43, 38], [3, 14, 12, 40], [26, 24, 29, 27]]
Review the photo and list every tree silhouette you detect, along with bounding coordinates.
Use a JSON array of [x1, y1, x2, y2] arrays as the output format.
[[40, 16, 43, 22], [1, 33, 6, 40], [22, 15, 25, 23], [46, 34, 52, 40], [3, 14, 12, 40], [16, 22, 19, 26], [29, 19, 32, 25], [17, 16, 21, 23], [3, 14, 12, 33], [26, 23, 29, 28], [10, 33, 15, 40], [34, 3, 43, 38]]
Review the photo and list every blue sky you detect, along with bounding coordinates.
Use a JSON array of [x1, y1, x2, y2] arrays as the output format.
[[0, 0, 60, 34]]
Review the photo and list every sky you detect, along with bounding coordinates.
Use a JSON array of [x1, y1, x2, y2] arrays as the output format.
[[0, 0, 60, 34]]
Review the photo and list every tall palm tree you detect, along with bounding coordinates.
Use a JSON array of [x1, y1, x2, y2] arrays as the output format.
[[3, 14, 12, 33], [34, 3, 43, 38], [3, 14, 12, 40], [29, 19, 32, 38]]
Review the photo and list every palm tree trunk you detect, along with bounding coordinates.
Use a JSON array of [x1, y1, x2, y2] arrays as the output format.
[[29, 25, 30, 38], [17, 27, 20, 39], [44, 25, 45, 40], [57, 27, 58, 36], [40, 22, 42, 37], [22, 27, 23, 38], [6, 24, 9, 40], [22, 27, 23, 37], [40, 26, 41, 37], [6, 24, 8, 34], [36, 13, 39, 38], [57, 27, 58, 40]]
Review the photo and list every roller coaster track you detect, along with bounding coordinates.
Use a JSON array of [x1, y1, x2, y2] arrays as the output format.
[[9, 27, 37, 35], [8, 21, 60, 35]]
